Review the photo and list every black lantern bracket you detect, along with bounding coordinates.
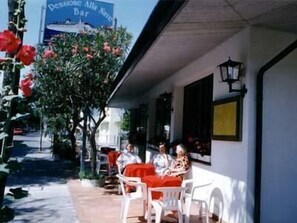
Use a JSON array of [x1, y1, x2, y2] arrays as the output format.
[[218, 57, 248, 97]]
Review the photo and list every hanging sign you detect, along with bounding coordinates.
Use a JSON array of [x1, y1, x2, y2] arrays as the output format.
[[43, 0, 114, 44]]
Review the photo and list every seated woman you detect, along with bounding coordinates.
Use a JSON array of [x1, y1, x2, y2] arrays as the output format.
[[150, 142, 173, 175], [164, 144, 190, 178], [116, 143, 142, 173]]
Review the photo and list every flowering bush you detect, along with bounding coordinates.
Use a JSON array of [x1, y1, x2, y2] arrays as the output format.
[[34, 27, 132, 171]]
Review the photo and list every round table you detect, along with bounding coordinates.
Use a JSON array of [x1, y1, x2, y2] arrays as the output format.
[[142, 175, 182, 199], [124, 163, 155, 178]]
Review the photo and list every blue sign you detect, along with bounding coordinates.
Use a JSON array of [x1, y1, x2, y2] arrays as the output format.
[[43, 0, 114, 44]]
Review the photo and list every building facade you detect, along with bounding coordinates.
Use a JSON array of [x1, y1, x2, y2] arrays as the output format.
[[108, 1, 297, 222]]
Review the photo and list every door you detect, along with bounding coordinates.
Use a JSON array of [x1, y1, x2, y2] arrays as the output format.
[[261, 51, 297, 222]]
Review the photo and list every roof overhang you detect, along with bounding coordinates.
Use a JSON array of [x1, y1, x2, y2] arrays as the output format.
[[108, 0, 297, 108]]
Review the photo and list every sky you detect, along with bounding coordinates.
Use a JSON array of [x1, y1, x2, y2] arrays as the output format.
[[0, 0, 158, 55]]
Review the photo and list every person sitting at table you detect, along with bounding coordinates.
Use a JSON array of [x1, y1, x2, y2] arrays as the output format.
[[164, 144, 190, 178], [116, 143, 142, 173], [150, 142, 173, 175]]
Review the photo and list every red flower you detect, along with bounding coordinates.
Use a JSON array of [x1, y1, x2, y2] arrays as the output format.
[[20, 74, 34, 97], [43, 50, 54, 59], [71, 45, 78, 55], [0, 30, 21, 53], [16, 45, 36, 65], [86, 54, 93, 59]]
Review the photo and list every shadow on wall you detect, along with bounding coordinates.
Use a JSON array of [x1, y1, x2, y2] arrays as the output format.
[[225, 180, 248, 223], [209, 187, 224, 222]]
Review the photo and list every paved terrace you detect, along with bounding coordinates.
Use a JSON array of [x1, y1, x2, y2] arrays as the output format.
[[5, 132, 214, 223]]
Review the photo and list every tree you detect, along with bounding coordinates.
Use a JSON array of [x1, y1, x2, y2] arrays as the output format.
[[34, 27, 132, 173]]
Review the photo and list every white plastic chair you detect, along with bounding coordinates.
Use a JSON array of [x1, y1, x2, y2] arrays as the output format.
[[147, 186, 185, 223], [96, 153, 110, 176], [116, 174, 147, 223], [183, 179, 213, 223]]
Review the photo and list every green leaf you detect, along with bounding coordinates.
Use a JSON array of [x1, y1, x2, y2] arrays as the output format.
[[0, 164, 9, 178], [0, 133, 8, 140], [11, 113, 30, 121], [0, 206, 15, 222], [5, 160, 22, 173], [2, 95, 19, 101], [7, 187, 28, 199]]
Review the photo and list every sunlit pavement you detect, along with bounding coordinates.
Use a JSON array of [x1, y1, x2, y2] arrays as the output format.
[[5, 132, 214, 223], [6, 132, 78, 223]]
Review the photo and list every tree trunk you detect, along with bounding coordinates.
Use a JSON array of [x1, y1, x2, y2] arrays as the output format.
[[89, 111, 106, 174]]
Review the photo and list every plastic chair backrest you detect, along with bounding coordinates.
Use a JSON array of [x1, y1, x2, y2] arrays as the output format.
[[97, 153, 109, 163], [116, 174, 146, 199], [191, 180, 213, 200], [148, 187, 185, 211]]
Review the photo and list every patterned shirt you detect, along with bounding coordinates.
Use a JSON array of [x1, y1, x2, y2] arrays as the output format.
[[116, 152, 142, 172], [151, 153, 173, 175], [171, 155, 190, 176]]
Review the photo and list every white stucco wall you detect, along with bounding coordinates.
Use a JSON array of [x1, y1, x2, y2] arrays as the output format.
[[136, 26, 296, 223], [248, 28, 297, 223]]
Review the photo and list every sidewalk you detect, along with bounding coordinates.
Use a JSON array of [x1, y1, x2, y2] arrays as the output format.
[[5, 132, 206, 223], [5, 132, 78, 223], [5, 132, 145, 223]]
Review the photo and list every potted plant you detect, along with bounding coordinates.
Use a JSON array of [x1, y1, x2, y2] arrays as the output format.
[[79, 170, 102, 188]]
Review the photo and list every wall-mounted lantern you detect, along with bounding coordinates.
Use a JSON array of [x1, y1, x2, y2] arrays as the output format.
[[218, 57, 247, 96]]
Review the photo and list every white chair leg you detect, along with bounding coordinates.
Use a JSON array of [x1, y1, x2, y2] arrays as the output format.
[[178, 210, 183, 223], [142, 200, 146, 217], [198, 202, 202, 219], [122, 199, 130, 223], [120, 198, 124, 220], [204, 202, 209, 223], [147, 204, 152, 223], [105, 163, 110, 176], [185, 198, 192, 223], [97, 163, 101, 175], [178, 202, 184, 223], [154, 206, 162, 223], [118, 183, 121, 195]]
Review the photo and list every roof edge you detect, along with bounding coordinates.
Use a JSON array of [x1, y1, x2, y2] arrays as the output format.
[[108, 0, 187, 106]]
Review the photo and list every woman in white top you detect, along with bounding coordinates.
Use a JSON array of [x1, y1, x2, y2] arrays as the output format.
[[116, 143, 142, 173], [151, 142, 173, 175]]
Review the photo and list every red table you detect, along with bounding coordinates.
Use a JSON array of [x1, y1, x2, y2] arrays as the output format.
[[108, 151, 121, 168], [124, 163, 155, 178], [142, 175, 182, 199]]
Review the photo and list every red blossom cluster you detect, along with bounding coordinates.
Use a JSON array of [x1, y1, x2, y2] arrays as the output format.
[[20, 72, 34, 97], [0, 30, 36, 66], [0, 29, 36, 97], [103, 42, 122, 57]]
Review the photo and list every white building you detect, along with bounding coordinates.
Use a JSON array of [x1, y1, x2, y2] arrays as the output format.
[[108, 1, 297, 223], [97, 108, 124, 149]]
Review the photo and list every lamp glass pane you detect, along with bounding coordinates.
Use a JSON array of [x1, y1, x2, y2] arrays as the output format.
[[231, 66, 239, 80], [220, 67, 228, 82]]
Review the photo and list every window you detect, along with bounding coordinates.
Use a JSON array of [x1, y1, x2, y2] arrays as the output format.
[[154, 92, 172, 144], [183, 74, 213, 164], [129, 104, 148, 146]]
